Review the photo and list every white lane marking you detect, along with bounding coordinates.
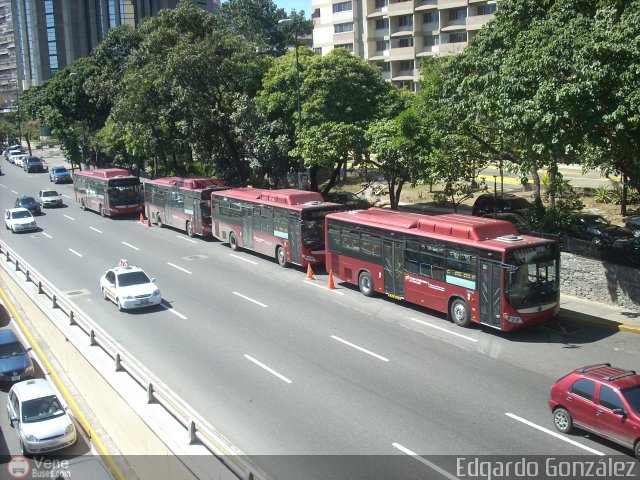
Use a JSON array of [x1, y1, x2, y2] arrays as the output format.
[[244, 354, 292, 384], [42, 232, 52, 238], [168, 262, 192, 274], [505, 412, 605, 455], [232, 291, 268, 308], [89, 227, 102, 233], [330, 335, 389, 362], [392, 443, 460, 480], [177, 235, 197, 244], [229, 253, 257, 265], [62, 194, 72, 199], [160, 304, 187, 319], [303, 279, 345, 296], [63, 215, 74, 221], [11, 190, 18, 194], [121, 241, 139, 251], [410, 317, 478, 343], [68, 248, 83, 257]]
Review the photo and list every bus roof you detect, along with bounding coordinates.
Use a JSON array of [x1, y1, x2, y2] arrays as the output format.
[[327, 208, 553, 250], [147, 177, 225, 191], [211, 187, 341, 210], [73, 168, 134, 179]]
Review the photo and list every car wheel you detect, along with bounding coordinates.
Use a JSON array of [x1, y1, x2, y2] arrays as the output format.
[[81, 201, 86, 211], [276, 245, 287, 268], [229, 232, 239, 251], [11, 226, 16, 234], [591, 237, 602, 246], [358, 271, 374, 297], [450, 298, 471, 328], [553, 407, 573, 434], [635, 440, 640, 458], [186, 221, 195, 238], [102, 288, 108, 301], [116, 299, 124, 312], [633, 229, 640, 238], [20, 440, 29, 457]]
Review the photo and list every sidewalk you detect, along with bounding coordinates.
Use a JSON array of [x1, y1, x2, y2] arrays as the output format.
[[560, 295, 640, 334]]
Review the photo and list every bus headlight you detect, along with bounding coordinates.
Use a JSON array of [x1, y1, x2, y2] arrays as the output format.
[[506, 316, 523, 324]]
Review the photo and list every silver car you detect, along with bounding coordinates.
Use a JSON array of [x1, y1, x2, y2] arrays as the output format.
[[7, 378, 77, 455]]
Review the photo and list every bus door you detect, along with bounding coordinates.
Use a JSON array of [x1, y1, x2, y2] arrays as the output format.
[[166, 191, 173, 224], [288, 214, 301, 264], [383, 239, 404, 298], [242, 206, 254, 249], [193, 199, 202, 233], [479, 260, 502, 328]]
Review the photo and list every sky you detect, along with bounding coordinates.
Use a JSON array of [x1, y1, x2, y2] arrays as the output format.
[[275, 0, 313, 14]]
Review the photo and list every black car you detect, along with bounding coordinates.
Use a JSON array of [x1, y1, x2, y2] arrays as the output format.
[[23, 156, 45, 173], [571, 214, 633, 246], [623, 216, 640, 237], [471, 193, 532, 217], [14, 195, 41, 216], [610, 237, 640, 266]]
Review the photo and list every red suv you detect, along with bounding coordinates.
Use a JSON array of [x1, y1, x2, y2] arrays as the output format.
[[549, 364, 640, 457]]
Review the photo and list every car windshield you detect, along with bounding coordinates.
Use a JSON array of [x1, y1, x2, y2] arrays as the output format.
[[21, 395, 65, 423], [621, 385, 640, 415], [0, 341, 26, 359], [117, 271, 151, 287], [12, 210, 32, 219], [583, 215, 610, 226], [20, 198, 37, 207], [53, 167, 68, 173], [42, 191, 59, 197], [27, 158, 40, 163]]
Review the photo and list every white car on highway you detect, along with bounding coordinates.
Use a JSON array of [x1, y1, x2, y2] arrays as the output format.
[[99, 261, 162, 311], [4, 208, 38, 233]]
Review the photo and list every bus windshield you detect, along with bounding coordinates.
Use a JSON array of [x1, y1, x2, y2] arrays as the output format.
[[108, 184, 140, 206], [505, 244, 560, 309], [302, 218, 324, 250]]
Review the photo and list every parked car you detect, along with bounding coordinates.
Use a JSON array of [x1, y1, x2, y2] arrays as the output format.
[[99, 261, 162, 311], [14, 195, 41, 216], [549, 363, 640, 457], [37, 189, 63, 208], [623, 216, 640, 238], [481, 212, 531, 233], [4, 208, 37, 233], [49, 166, 72, 183], [324, 191, 370, 209], [610, 237, 640, 267], [23, 156, 45, 173], [12, 153, 28, 168], [471, 193, 532, 217], [571, 213, 633, 246], [7, 149, 22, 163], [0, 329, 34, 384], [6, 378, 77, 456]]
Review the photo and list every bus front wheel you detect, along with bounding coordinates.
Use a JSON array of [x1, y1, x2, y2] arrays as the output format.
[[358, 271, 374, 297], [156, 214, 163, 228], [229, 232, 239, 251], [450, 298, 471, 328], [186, 221, 195, 238], [276, 246, 287, 268], [99, 205, 106, 217]]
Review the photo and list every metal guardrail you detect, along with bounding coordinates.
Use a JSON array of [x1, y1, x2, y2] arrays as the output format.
[[0, 239, 267, 480]]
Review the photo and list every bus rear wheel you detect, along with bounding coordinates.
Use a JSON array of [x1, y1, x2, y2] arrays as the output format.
[[156, 214, 163, 228], [186, 221, 195, 238], [276, 246, 287, 268], [450, 298, 471, 327], [229, 232, 239, 251], [358, 271, 374, 297], [99, 205, 106, 217]]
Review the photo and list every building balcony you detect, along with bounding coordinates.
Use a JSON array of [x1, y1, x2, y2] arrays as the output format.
[[388, 46, 416, 60], [387, 0, 415, 16], [420, 21, 439, 33], [437, 0, 469, 8], [333, 32, 355, 44], [467, 13, 495, 30], [440, 18, 466, 30], [439, 41, 468, 54], [392, 69, 419, 81], [390, 25, 414, 36], [415, 0, 437, 10]]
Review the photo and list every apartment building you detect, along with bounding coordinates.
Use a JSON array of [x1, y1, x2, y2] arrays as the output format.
[[0, 0, 216, 112], [312, 0, 498, 90]]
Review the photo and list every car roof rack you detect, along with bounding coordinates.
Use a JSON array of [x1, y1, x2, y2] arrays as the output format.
[[576, 363, 611, 373], [603, 370, 637, 381]]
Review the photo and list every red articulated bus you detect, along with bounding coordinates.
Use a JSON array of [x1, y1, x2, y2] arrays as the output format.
[[144, 177, 226, 237], [325, 208, 560, 331], [72, 168, 142, 217], [210, 188, 346, 267]]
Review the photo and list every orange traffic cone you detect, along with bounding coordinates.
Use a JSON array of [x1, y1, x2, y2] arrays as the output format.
[[327, 270, 335, 289], [140, 212, 145, 224], [306, 263, 314, 280]]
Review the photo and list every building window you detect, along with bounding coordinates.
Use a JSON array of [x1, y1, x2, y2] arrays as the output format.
[[424, 35, 439, 46], [333, 1, 352, 13], [313, 47, 322, 55], [335, 43, 353, 52], [44, 0, 58, 75], [334, 22, 354, 33], [375, 0, 388, 7], [377, 62, 390, 72], [375, 18, 389, 30], [449, 8, 467, 20], [396, 80, 414, 91], [423, 12, 438, 24], [477, 4, 497, 15], [398, 38, 414, 48], [398, 15, 413, 27], [108, 0, 116, 27], [399, 60, 414, 71], [376, 40, 389, 51], [450, 32, 468, 43]]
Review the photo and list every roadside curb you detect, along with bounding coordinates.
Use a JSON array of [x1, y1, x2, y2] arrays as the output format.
[[559, 309, 640, 334]]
